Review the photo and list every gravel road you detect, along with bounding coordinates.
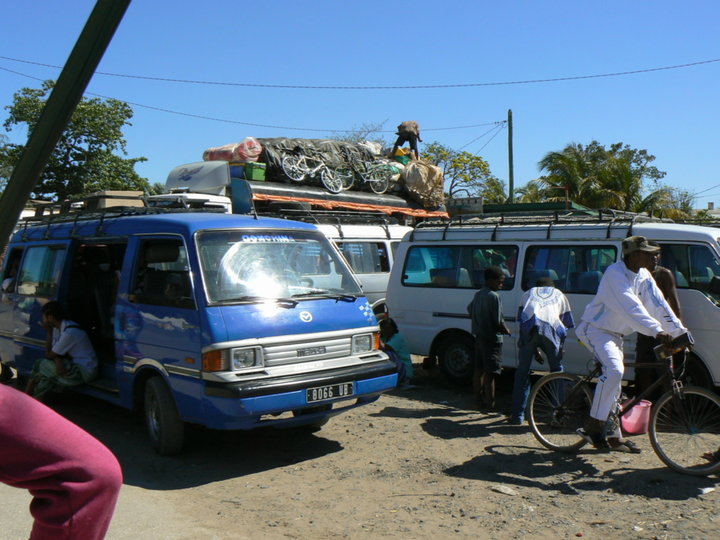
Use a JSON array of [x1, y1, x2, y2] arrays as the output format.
[[1, 365, 719, 539]]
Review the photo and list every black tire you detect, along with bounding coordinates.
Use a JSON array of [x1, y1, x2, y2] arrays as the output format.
[[293, 404, 331, 432], [437, 335, 474, 385], [527, 372, 592, 452], [281, 155, 306, 182], [649, 386, 720, 476], [681, 355, 715, 391], [320, 168, 344, 194], [144, 377, 185, 455]]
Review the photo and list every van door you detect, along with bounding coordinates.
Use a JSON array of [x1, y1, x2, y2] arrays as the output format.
[[335, 239, 391, 312], [116, 236, 203, 416]]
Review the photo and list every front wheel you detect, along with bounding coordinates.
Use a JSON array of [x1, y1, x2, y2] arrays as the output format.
[[649, 386, 720, 476], [527, 372, 592, 452], [320, 168, 344, 193], [437, 335, 474, 385], [145, 377, 185, 455]]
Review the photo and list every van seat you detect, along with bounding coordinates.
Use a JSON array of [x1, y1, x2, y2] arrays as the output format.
[[576, 271, 603, 293], [430, 267, 457, 287], [674, 270, 689, 287], [523, 269, 559, 289]]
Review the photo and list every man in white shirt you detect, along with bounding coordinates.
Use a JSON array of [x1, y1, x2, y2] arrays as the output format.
[[576, 236, 688, 452], [25, 301, 98, 401]]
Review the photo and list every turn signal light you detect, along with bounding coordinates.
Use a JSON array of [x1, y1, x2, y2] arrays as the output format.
[[202, 350, 224, 372]]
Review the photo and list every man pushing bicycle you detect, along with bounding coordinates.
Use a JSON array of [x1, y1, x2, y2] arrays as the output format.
[[575, 236, 690, 453]]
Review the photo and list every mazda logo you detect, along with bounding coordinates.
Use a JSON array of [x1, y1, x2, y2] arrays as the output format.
[[299, 311, 313, 323]]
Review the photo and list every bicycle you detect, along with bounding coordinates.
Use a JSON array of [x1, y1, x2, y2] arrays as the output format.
[[335, 159, 393, 195], [526, 336, 720, 476], [281, 149, 348, 194]]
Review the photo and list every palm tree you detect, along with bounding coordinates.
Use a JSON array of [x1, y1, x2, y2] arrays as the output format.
[[537, 143, 603, 207]]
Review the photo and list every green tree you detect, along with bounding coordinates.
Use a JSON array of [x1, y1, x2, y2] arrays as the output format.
[[421, 142, 503, 201], [514, 179, 548, 203], [0, 80, 149, 201], [537, 140, 669, 211]]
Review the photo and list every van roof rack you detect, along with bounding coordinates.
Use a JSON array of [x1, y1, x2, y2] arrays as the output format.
[[411, 208, 672, 241], [257, 208, 400, 240]]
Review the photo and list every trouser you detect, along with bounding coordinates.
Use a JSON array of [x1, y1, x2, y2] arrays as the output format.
[[0, 384, 123, 540], [575, 322, 624, 431], [510, 333, 563, 421]]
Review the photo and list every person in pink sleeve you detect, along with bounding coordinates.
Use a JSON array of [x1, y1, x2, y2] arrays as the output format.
[[0, 384, 122, 539]]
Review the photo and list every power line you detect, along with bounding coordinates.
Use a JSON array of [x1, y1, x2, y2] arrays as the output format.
[[1, 54, 719, 90], [476, 124, 506, 153], [0, 65, 503, 134], [459, 123, 506, 150]]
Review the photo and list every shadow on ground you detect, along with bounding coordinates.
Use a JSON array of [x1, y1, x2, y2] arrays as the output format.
[[445, 444, 718, 500]]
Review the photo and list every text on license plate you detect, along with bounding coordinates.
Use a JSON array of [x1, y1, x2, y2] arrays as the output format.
[[306, 382, 354, 403]]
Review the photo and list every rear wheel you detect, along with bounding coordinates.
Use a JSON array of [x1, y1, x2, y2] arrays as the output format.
[[144, 377, 185, 455], [649, 386, 720, 475], [437, 335, 474, 385], [281, 155, 306, 182], [527, 372, 592, 452]]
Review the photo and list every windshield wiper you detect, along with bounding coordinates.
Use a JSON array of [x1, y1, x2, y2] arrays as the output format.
[[292, 290, 357, 302], [215, 295, 298, 307]]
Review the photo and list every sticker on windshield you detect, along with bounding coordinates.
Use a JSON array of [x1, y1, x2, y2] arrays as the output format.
[[240, 234, 296, 243]]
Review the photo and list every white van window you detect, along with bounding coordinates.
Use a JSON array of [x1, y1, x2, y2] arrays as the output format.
[[336, 241, 389, 274], [660, 244, 720, 291], [16, 245, 66, 297], [522, 245, 616, 293], [197, 230, 362, 304], [401, 245, 518, 289]]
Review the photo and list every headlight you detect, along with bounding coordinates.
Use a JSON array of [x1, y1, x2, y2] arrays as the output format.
[[231, 347, 263, 370], [352, 333, 373, 354]]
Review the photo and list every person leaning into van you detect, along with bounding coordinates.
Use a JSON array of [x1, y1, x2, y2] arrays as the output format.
[[509, 277, 574, 425], [25, 301, 98, 401], [575, 236, 689, 453], [379, 317, 414, 388], [467, 266, 511, 411]]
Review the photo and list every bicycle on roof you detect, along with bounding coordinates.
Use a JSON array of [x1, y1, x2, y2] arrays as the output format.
[[526, 333, 720, 476], [280, 147, 347, 194]]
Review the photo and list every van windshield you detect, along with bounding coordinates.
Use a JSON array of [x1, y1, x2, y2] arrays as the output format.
[[197, 229, 362, 304]]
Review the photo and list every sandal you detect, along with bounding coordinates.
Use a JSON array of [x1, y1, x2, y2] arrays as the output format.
[[701, 450, 720, 462], [577, 428, 610, 451], [608, 438, 642, 454]]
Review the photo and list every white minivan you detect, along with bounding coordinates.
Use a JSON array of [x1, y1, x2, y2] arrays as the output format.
[[386, 213, 720, 388]]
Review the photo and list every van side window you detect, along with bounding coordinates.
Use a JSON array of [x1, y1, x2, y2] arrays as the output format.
[[16, 245, 66, 297], [660, 243, 720, 290], [132, 239, 195, 309], [336, 242, 389, 274], [401, 245, 517, 289], [522, 245, 616, 293], [1, 248, 24, 293]]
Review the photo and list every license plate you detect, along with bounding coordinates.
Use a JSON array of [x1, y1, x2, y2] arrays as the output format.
[[306, 382, 354, 403]]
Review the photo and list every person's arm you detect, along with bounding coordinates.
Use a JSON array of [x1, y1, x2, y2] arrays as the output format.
[[655, 267, 682, 319], [601, 267, 664, 337], [559, 293, 575, 329], [495, 295, 511, 335]]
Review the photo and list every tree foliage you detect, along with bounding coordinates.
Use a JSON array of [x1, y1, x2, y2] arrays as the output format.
[[331, 120, 390, 148], [421, 142, 505, 202], [533, 140, 692, 216], [0, 80, 149, 201]]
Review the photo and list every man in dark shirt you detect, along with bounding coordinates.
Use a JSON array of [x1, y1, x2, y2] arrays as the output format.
[[467, 266, 511, 410], [634, 241, 682, 399], [391, 121, 422, 160]]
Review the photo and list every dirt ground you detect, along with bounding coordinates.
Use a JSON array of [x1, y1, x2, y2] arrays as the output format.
[[2, 364, 719, 539]]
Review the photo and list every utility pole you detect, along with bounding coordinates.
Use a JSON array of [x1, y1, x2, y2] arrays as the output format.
[[0, 0, 131, 253], [507, 109, 514, 203]]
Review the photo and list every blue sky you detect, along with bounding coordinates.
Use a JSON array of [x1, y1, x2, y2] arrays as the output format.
[[1, 1, 719, 207]]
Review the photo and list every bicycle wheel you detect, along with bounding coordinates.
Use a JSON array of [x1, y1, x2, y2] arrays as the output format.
[[365, 165, 391, 194], [320, 167, 344, 193], [527, 372, 592, 452], [649, 386, 720, 476], [337, 168, 355, 190], [281, 155, 306, 182]]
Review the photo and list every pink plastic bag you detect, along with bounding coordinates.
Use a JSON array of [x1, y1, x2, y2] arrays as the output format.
[[621, 399, 652, 435], [203, 137, 262, 162]]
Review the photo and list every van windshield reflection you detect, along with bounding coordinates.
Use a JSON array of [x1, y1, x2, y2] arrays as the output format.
[[197, 230, 362, 304]]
